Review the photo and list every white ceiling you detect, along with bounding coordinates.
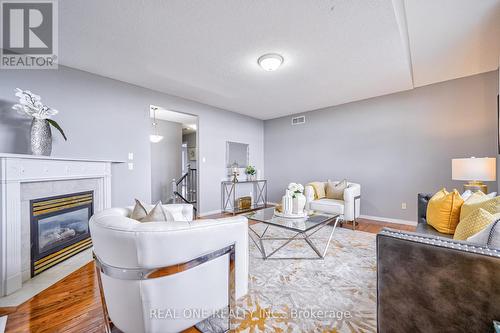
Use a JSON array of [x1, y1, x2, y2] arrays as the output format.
[[59, 0, 500, 120], [150, 106, 197, 130], [405, 0, 500, 87]]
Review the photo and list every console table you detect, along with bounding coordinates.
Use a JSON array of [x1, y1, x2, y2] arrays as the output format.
[[221, 180, 267, 215]]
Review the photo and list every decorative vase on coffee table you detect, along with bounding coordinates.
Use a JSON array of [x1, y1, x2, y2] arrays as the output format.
[[30, 118, 52, 156], [292, 193, 306, 214], [281, 190, 293, 214]]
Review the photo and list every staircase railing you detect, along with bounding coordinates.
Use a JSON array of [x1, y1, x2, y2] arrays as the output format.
[[172, 168, 197, 213]]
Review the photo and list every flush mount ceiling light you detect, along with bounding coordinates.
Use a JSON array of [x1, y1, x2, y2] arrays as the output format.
[[257, 53, 284, 71]]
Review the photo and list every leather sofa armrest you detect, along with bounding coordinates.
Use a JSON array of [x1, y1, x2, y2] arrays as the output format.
[[162, 203, 194, 221], [377, 228, 500, 332], [417, 193, 432, 224], [136, 216, 249, 298]]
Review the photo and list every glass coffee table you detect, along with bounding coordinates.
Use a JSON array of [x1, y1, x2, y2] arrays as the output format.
[[246, 207, 340, 260]]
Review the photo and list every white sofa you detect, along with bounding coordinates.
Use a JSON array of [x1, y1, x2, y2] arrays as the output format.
[[89, 204, 248, 333], [304, 181, 361, 226]]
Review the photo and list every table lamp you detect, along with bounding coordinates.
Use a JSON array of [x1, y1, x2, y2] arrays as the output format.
[[452, 157, 496, 193]]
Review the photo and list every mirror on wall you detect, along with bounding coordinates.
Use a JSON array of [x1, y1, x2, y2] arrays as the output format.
[[226, 141, 249, 168]]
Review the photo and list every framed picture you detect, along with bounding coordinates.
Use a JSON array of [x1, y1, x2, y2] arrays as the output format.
[[498, 94, 500, 154], [188, 148, 197, 161]]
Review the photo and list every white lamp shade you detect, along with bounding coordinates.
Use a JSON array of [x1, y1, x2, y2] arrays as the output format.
[[452, 157, 496, 181]]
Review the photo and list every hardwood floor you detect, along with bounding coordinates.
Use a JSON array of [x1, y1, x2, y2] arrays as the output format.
[[0, 216, 415, 332], [1, 263, 105, 333]]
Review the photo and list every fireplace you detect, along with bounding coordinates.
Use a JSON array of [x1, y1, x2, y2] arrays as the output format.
[[30, 191, 94, 277]]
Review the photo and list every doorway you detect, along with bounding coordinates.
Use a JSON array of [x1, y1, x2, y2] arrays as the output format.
[[149, 105, 199, 214]]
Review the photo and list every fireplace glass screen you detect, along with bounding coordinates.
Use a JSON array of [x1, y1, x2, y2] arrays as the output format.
[[30, 191, 93, 277], [37, 208, 90, 254]]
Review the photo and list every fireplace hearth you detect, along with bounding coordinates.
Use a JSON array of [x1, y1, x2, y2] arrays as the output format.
[[30, 191, 94, 277]]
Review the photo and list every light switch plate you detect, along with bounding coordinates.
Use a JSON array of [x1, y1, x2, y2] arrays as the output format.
[[128, 153, 134, 160], [128, 163, 134, 170], [401, 202, 407, 210]]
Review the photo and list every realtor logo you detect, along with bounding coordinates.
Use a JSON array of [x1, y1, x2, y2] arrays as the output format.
[[1, 0, 58, 69]]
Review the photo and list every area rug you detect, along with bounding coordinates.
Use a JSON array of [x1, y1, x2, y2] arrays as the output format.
[[198, 224, 377, 333]]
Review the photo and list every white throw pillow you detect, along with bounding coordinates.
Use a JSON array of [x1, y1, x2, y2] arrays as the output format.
[[467, 218, 500, 248], [487, 192, 497, 198], [461, 190, 473, 201]]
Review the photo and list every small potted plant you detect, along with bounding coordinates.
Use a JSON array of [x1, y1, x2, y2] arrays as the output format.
[[245, 165, 257, 181], [12, 88, 67, 156]]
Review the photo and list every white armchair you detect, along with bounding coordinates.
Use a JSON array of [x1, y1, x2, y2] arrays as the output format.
[[304, 181, 361, 228], [89, 204, 248, 333]]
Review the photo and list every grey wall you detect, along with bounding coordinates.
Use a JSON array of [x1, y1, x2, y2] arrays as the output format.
[[183, 132, 196, 148], [0, 66, 264, 214], [264, 71, 499, 222], [151, 120, 182, 203], [183, 131, 197, 169]]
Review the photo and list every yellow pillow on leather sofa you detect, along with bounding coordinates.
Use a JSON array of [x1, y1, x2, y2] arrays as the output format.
[[454, 208, 499, 240], [460, 191, 500, 220], [308, 182, 326, 199], [426, 188, 464, 234]]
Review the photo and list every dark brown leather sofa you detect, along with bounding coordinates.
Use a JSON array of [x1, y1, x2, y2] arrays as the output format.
[[376, 194, 500, 332]]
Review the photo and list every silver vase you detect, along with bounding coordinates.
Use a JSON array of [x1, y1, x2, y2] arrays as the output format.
[[30, 118, 52, 156]]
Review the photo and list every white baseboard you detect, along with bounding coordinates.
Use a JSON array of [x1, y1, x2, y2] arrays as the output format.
[[198, 209, 221, 217], [200, 209, 416, 226], [359, 214, 417, 226]]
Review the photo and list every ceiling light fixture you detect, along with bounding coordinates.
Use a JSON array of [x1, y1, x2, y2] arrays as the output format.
[[149, 107, 164, 143], [258, 53, 284, 71]]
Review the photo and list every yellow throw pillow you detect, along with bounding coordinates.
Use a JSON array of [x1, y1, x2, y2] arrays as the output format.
[[454, 208, 499, 240], [308, 182, 326, 199], [460, 192, 500, 220], [426, 188, 464, 234]]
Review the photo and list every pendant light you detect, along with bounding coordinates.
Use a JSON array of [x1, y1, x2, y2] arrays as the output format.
[[149, 107, 164, 143]]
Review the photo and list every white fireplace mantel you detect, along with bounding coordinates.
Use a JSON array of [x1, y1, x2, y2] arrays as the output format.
[[0, 153, 123, 296]]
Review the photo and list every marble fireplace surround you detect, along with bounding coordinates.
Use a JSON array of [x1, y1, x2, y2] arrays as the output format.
[[0, 153, 122, 299]]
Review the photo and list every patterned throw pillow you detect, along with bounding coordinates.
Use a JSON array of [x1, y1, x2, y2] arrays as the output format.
[[460, 192, 500, 220], [454, 208, 497, 240], [325, 180, 347, 200], [130, 200, 171, 222], [426, 188, 464, 234], [467, 218, 500, 248]]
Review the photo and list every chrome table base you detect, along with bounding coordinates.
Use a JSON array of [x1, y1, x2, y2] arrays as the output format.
[[248, 216, 340, 260]]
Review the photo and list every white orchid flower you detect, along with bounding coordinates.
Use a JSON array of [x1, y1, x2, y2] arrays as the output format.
[[12, 88, 58, 120]]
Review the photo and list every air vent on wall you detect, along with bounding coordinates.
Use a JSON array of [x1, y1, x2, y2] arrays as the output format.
[[291, 116, 305, 125]]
